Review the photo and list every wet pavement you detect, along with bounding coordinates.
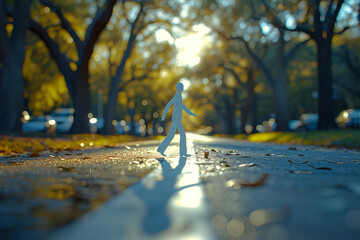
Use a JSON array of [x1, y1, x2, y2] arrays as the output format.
[[193, 134, 360, 240], [51, 138, 216, 240], [1, 134, 360, 240], [0, 140, 160, 240]]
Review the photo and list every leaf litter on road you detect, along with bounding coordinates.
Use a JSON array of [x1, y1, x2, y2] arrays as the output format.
[[29, 152, 40, 157], [289, 170, 313, 174], [58, 166, 76, 172], [226, 173, 269, 189], [239, 163, 260, 167], [309, 164, 332, 170], [288, 160, 309, 164]]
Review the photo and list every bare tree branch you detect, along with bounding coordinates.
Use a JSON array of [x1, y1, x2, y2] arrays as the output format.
[[29, 19, 75, 97], [39, 0, 82, 50], [215, 29, 275, 88], [120, 0, 131, 25], [284, 38, 311, 68], [222, 65, 246, 89], [335, 25, 351, 35], [284, 24, 315, 38], [80, 0, 117, 65], [328, 0, 344, 37], [325, 0, 335, 25]]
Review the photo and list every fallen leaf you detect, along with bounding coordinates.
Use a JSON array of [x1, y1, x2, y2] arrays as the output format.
[[240, 173, 268, 187], [239, 163, 260, 167], [226, 174, 269, 188], [58, 166, 76, 172], [309, 164, 331, 170], [105, 145, 115, 148], [204, 152, 209, 158], [289, 170, 313, 174], [288, 147, 297, 150], [288, 160, 309, 164], [29, 152, 40, 157]]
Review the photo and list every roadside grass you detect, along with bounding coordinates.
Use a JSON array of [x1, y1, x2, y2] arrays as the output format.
[[0, 134, 164, 156], [214, 129, 360, 149]]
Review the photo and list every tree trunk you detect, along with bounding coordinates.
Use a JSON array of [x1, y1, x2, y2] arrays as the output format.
[[215, 104, 227, 134], [225, 96, 236, 134], [240, 103, 250, 134], [241, 29, 290, 132], [28, 0, 117, 133], [316, 40, 337, 129], [70, 67, 90, 133], [0, 0, 31, 133], [272, 82, 289, 131], [274, 29, 290, 131], [101, 7, 143, 135], [102, 85, 118, 134], [247, 67, 258, 133], [128, 100, 136, 135], [0, 55, 24, 133]]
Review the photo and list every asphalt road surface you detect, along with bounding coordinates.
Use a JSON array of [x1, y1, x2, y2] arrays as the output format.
[[1, 134, 360, 240], [192, 134, 360, 240]]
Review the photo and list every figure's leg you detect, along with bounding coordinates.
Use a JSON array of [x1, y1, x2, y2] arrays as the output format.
[[178, 124, 189, 156], [157, 124, 176, 156]]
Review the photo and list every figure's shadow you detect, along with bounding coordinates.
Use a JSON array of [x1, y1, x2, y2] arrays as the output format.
[[132, 156, 197, 234]]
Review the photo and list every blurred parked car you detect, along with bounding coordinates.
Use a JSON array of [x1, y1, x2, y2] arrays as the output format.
[[50, 108, 74, 133], [89, 117, 104, 133], [336, 109, 360, 128], [21, 110, 31, 123], [22, 115, 56, 133], [288, 120, 301, 131], [298, 113, 318, 131]]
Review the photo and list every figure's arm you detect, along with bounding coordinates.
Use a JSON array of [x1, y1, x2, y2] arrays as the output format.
[[183, 104, 197, 118], [161, 98, 174, 121]]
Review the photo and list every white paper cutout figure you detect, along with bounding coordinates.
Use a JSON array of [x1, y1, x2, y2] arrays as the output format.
[[157, 82, 197, 157]]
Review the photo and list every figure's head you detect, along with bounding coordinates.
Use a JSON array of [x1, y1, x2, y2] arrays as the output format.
[[176, 82, 184, 92]]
